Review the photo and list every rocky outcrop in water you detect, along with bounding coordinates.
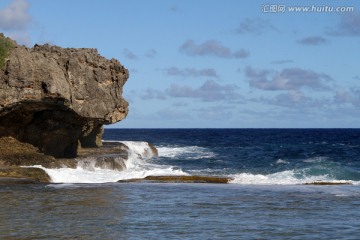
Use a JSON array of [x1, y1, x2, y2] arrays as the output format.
[[0, 136, 159, 183], [118, 175, 232, 184], [0, 33, 129, 158], [0, 167, 50, 183], [0, 136, 52, 182]]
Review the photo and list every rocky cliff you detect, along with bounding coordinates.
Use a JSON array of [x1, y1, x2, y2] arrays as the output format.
[[0, 33, 129, 158]]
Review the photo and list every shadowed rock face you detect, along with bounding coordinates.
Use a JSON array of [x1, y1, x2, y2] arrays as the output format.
[[0, 34, 129, 158]]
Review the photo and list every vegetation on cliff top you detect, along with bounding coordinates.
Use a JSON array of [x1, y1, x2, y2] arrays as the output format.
[[0, 34, 14, 69]]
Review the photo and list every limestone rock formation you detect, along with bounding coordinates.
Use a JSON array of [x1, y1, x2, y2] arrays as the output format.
[[0, 33, 129, 158]]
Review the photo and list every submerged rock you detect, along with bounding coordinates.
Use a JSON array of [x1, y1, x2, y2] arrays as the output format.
[[119, 175, 232, 184], [0, 136, 52, 182], [0, 136, 55, 167], [76, 141, 129, 171], [148, 142, 158, 157], [0, 177, 43, 185], [77, 156, 127, 171], [0, 33, 129, 158], [78, 141, 129, 158], [304, 181, 352, 185], [0, 167, 50, 183]]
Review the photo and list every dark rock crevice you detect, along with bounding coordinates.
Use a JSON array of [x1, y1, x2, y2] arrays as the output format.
[[0, 100, 84, 157]]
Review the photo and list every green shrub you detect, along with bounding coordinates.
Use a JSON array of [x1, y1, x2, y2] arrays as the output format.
[[0, 35, 14, 69]]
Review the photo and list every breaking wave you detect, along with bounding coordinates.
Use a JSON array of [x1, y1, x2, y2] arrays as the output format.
[[230, 171, 354, 185], [157, 146, 216, 159], [30, 140, 360, 186], [35, 141, 187, 184]]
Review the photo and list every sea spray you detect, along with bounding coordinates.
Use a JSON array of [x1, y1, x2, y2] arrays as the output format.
[[77, 156, 126, 171], [229, 170, 330, 185], [118, 141, 157, 169], [229, 169, 357, 185], [157, 146, 216, 159], [34, 166, 122, 184], [34, 141, 186, 183]]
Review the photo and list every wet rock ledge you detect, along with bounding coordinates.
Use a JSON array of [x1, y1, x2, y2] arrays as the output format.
[[0, 137, 53, 183], [119, 175, 233, 184], [0, 137, 132, 183]]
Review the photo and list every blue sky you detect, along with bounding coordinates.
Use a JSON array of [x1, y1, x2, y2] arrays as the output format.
[[1, 0, 360, 128]]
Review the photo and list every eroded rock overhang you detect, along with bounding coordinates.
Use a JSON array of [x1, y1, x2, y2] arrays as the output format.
[[0, 35, 129, 158]]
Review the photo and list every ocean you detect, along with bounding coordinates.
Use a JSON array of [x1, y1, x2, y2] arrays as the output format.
[[1, 128, 360, 239]]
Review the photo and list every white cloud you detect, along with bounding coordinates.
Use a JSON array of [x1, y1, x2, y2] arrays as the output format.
[[236, 18, 278, 35], [123, 48, 138, 60], [297, 36, 328, 46], [166, 80, 241, 102], [164, 67, 219, 78], [271, 59, 293, 65], [246, 66, 332, 91], [330, 12, 360, 36], [270, 91, 321, 108], [0, 0, 31, 30], [0, 0, 32, 45], [333, 87, 360, 107], [173, 101, 188, 107], [179, 39, 249, 59], [6, 31, 31, 46], [141, 88, 167, 100], [139, 80, 242, 103], [334, 88, 353, 104], [244, 66, 345, 112], [145, 49, 157, 58]]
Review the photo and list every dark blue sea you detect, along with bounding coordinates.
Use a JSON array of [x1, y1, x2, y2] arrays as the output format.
[[1, 129, 360, 239]]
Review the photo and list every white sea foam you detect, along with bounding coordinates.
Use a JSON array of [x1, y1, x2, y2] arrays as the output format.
[[34, 165, 123, 184], [276, 159, 289, 164], [118, 141, 156, 159], [157, 146, 216, 159], [302, 156, 328, 163], [31, 141, 187, 184], [229, 170, 353, 185]]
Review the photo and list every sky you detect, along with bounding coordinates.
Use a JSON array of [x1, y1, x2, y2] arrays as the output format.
[[0, 0, 360, 128]]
